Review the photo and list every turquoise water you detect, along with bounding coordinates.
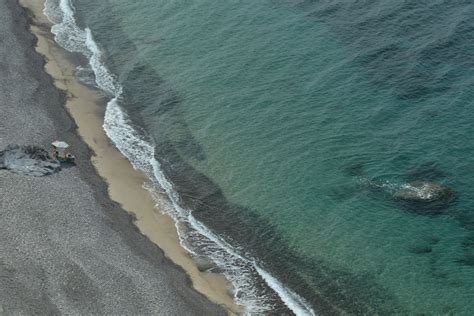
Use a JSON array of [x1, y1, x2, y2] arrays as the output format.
[[48, 0, 474, 314]]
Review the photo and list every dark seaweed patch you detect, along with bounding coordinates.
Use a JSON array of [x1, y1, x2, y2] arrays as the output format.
[[462, 234, 474, 248], [343, 162, 365, 177], [408, 244, 433, 254], [295, 0, 474, 100], [408, 235, 440, 255], [456, 254, 474, 267], [404, 162, 451, 182]]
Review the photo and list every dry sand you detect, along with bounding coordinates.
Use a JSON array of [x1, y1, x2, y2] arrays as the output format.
[[16, 0, 241, 314]]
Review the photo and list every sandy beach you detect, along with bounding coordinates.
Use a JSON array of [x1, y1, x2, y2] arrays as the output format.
[[0, 0, 237, 313]]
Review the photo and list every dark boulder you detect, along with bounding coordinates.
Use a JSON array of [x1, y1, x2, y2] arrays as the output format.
[[192, 256, 223, 273], [393, 181, 455, 211], [0, 144, 61, 177]]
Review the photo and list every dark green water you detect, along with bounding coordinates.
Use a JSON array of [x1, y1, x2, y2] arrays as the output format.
[[46, 0, 474, 314]]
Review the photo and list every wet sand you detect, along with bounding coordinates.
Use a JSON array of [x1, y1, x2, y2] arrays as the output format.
[[0, 0, 237, 313]]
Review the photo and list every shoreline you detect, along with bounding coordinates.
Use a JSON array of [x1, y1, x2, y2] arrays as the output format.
[[18, 0, 241, 314]]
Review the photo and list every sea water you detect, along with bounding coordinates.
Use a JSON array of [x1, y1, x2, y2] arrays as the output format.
[[44, 0, 474, 314]]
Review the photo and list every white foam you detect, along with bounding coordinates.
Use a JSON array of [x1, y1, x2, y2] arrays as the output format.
[[360, 177, 401, 194], [361, 177, 438, 200], [399, 183, 435, 200], [256, 266, 316, 316], [103, 98, 155, 174], [85, 28, 121, 96], [43, 0, 62, 24], [46, 0, 89, 56], [42, 1, 316, 314]]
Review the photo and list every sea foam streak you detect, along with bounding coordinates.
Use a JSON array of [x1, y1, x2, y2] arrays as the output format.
[[43, 1, 315, 314]]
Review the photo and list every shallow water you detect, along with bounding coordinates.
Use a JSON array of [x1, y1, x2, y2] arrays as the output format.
[[46, 0, 474, 314]]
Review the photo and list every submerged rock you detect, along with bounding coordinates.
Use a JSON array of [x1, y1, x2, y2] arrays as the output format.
[[394, 181, 455, 211], [193, 256, 223, 273], [0, 144, 61, 177], [394, 181, 453, 201]]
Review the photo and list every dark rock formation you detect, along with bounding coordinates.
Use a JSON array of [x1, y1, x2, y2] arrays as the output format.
[[394, 181, 455, 211], [0, 145, 61, 177]]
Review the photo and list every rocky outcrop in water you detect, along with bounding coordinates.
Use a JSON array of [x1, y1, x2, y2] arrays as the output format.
[[394, 181, 455, 211], [0, 145, 61, 176], [344, 162, 456, 212]]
